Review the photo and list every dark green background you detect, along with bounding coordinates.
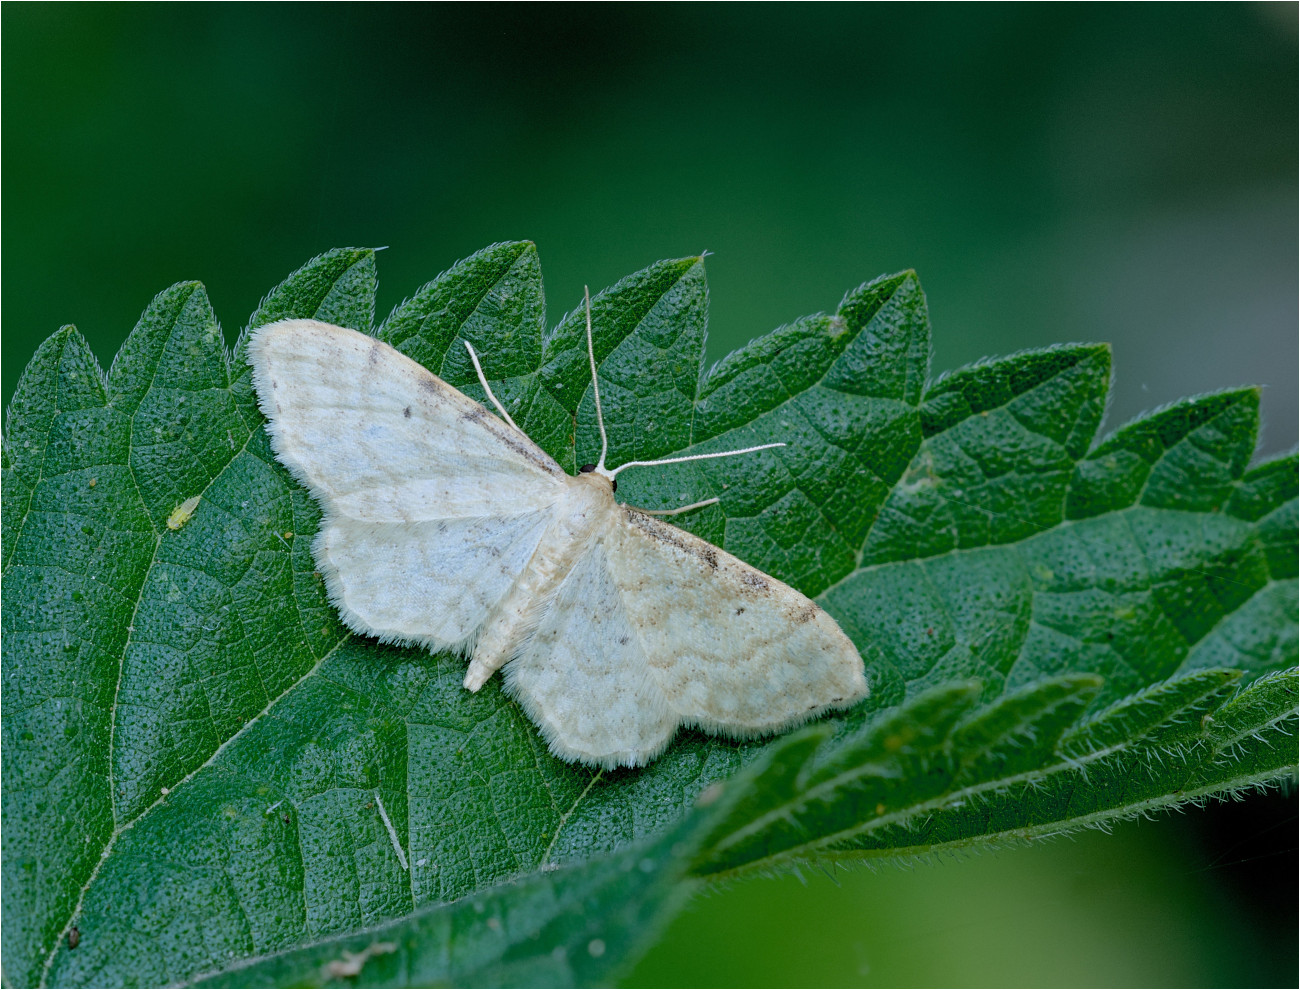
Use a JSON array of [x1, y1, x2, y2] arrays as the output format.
[[4, 4, 1295, 985]]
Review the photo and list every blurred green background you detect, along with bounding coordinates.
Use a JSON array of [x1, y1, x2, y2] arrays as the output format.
[[3, 4, 1295, 985]]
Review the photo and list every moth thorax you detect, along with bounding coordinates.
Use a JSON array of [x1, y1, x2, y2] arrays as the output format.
[[558, 472, 616, 535]]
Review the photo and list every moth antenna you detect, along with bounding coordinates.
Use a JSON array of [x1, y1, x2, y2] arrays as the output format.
[[583, 286, 612, 475], [609, 442, 786, 479], [639, 497, 720, 516], [463, 340, 520, 431]]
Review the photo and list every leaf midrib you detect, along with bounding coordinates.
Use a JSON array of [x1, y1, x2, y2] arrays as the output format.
[[40, 630, 355, 986]]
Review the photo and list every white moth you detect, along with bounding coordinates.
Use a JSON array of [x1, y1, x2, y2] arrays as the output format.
[[248, 295, 867, 768]]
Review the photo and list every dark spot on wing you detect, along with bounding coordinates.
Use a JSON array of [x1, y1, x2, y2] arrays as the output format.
[[368, 343, 383, 364], [739, 570, 768, 591], [618, 635, 629, 645], [735, 607, 745, 615], [403, 406, 411, 418], [795, 603, 818, 623], [459, 405, 489, 424], [625, 509, 720, 570], [500, 429, 560, 474], [452, 399, 562, 476]]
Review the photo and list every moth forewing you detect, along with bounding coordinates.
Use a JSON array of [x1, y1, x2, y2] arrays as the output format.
[[248, 318, 564, 655]]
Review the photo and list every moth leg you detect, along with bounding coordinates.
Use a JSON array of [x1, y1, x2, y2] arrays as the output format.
[[637, 497, 719, 516]]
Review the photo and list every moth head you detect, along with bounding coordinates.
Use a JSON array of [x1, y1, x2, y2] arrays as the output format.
[[580, 463, 616, 492]]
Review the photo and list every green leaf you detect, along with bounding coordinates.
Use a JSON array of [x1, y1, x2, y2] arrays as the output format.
[[4, 244, 1295, 988], [691, 665, 1296, 877], [188, 732, 783, 990]]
